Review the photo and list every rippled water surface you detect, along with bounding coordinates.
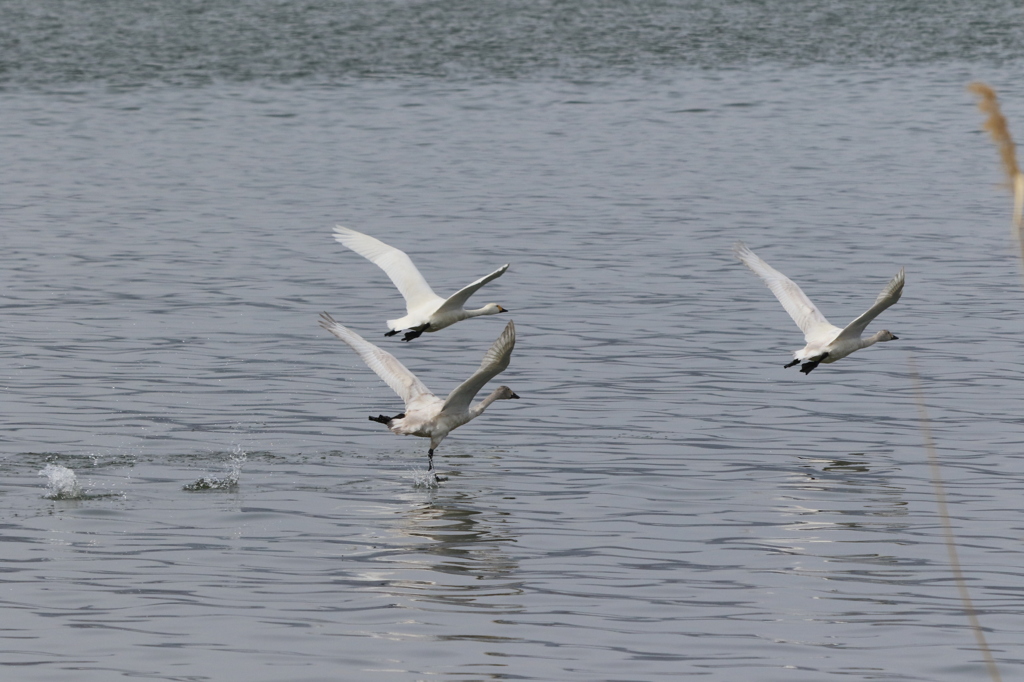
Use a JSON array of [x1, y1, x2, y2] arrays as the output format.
[[4, 2, 1024, 680]]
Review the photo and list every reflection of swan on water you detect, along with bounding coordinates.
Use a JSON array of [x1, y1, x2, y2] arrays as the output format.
[[396, 493, 521, 581]]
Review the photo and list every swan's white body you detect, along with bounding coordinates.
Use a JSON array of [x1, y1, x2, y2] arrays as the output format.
[[319, 313, 518, 478], [333, 225, 509, 341], [734, 242, 904, 374]]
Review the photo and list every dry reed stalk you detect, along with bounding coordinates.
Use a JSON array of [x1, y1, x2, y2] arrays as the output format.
[[968, 82, 1024, 232], [908, 355, 1002, 682]]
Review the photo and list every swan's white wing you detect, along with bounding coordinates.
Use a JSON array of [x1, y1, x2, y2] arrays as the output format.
[[441, 320, 515, 413], [435, 263, 510, 315], [319, 312, 433, 407], [834, 268, 905, 342], [333, 226, 445, 314], [734, 242, 838, 343]]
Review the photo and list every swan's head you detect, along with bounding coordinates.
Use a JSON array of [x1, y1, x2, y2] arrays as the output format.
[[482, 303, 508, 315], [494, 385, 520, 400], [876, 330, 899, 342]]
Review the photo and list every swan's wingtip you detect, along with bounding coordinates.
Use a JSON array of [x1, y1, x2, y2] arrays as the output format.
[[332, 224, 358, 241], [318, 311, 336, 331], [319, 311, 347, 334]]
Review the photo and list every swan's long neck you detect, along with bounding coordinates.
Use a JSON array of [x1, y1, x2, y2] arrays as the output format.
[[469, 387, 505, 418], [464, 306, 494, 318], [858, 331, 888, 349]]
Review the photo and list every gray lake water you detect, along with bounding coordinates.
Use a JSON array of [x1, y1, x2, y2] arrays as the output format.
[[3, 1, 1024, 680]]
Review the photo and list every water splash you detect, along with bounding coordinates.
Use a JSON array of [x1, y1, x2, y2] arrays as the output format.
[[411, 468, 443, 488], [39, 464, 84, 500], [183, 447, 247, 491]]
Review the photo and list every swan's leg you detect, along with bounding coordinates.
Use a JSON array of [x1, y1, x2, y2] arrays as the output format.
[[384, 329, 400, 337], [427, 448, 448, 483], [402, 324, 430, 342], [784, 359, 800, 368]]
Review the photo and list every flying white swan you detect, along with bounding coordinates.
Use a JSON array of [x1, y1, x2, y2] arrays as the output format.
[[734, 242, 904, 374], [333, 225, 509, 341], [319, 312, 519, 481]]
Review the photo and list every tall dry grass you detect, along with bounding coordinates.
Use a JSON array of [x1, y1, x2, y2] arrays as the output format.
[[968, 82, 1024, 233], [908, 356, 1002, 682]]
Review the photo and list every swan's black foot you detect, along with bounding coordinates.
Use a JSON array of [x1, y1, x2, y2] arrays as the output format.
[[433, 473, 449, 483], [384, 329, 399, 337], [402, 324, 429, 342], [784, 359, 800, 368], [800, 353, 828, 375], [369, 413, 404, 425]]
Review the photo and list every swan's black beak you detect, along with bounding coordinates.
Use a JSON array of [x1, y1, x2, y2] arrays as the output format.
[[498, 306, 509, 313], [891, 335, 899, 340], [510, 392, 520, 399]]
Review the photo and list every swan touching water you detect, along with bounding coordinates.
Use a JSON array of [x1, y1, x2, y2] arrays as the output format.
[[333, 225, 509, 341], [734, 242, 905, 374], [319, 313, 519, 481]]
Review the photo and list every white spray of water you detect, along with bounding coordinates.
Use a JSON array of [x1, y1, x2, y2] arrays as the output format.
[[226, 446, 247, 486], [411, 468, 442, 488], [39, 464, 83, 499], [183, 446, 247, 491]]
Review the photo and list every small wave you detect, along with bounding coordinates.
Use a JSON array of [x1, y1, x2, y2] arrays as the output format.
[[39, 464, 84, 500]]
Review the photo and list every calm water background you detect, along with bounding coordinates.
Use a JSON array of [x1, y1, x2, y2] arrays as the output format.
[[3, 1, 1024, 680]]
